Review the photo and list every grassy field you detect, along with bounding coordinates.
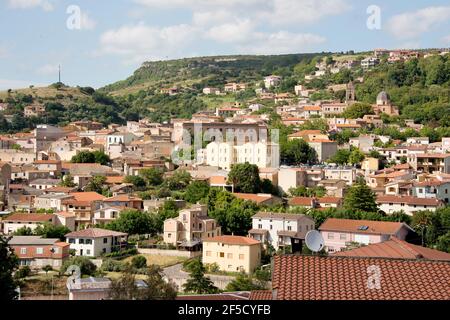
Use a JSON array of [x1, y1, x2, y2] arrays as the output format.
[[0, 86, 89, 100], [123, 254, 188, 268]]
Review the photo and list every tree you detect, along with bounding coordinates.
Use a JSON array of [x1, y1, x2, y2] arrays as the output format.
[[131, 255, 147, 269], [281, 139, 317, 165], [227, 163, 261, 194], [42, 265, 53, 275], [71, 151, 96, 163], [139, 168, 164, 187], [225, 273, 267, 291], [436, 232, 450, 253], [34, 223, 71, 241], [342, 102, 374, 119], [93, 150, 111, 165], [343, 181, 378, 213], [327, 149, 351, 165], [182, 259, 219, 294], [0, 236, 19, 300], [163, 170, 191, 190], [124, 175, 147, 191], [348, 148, 365, 165], [109, 266, 177, 300], [106, 210, 155, 235], [13, 226, 33, 236], [59, 174, 76, 187], [184, 180, 210, 203], [60, 256, 97, 276], [85, 176, 107, 194]]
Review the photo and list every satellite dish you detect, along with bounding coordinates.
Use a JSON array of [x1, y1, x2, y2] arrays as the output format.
[[305, 230, 325, 252]]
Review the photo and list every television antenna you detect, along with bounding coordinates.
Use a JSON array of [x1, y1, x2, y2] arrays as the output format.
[[305, 230, 325, 253]]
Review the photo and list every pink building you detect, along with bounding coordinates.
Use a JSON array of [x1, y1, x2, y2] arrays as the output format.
[[318, 218, 413, 253]]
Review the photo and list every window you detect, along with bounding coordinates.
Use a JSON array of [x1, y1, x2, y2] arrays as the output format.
[[68, 238, 75, 244], [287, 226, 292, 231], [53, 247, 59, 254], [340, 234, 346, 240], [239, 254, 244, 260], [270, 225, 273, 230], [258, 224, 262, 229], [86, 239, 92, 245], [36, 247, 44, 254], [103, 238, 108, 244], [86, 249, 91, 255], [328, 233, 334, 239], [219, 252, 225, 258], [167, 233, 171, 238], [206, 251, 211, 257], [20, 248, 27, 254], [79, 239, 85, 244]]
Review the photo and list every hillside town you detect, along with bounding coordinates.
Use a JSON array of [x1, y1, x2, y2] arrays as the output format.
[[1, 47, 450, 301]]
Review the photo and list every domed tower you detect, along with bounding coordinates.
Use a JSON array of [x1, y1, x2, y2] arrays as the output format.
[[376, 91, 390, 106]]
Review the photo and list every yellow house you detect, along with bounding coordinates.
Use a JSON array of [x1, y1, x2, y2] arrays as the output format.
[[202, 236, 261, 274]]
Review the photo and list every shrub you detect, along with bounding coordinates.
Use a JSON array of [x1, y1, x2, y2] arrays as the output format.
[[101, 259, 128, 272], [15, 266, 31, 279], [131, 255, 147, 269]]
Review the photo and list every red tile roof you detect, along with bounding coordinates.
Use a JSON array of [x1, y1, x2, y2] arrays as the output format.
[[203, 235, 261, 246], [289, 197, 316, 206], [376, 195, 443, 206], [177, 292, 250, 300], [317, 196, 342, 204], [65, 228, 127, 238], [249, 290, 273, 300], [318, 218, 410, 235], [232, 193, 275, 204], [271, 255, 450, 300], [334, 237, 450, 261], [4, 213, 53, 223]]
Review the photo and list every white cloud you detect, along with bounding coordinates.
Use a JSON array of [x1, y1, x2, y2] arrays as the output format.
[[7, 0, 54, 11], [36, 64, 59, 76], [205, 20, 256, 44], [387, 6, 450, 39], [134, 0, 262, 9], [97, 23, 197, 64], [239, 31, 326, 55]]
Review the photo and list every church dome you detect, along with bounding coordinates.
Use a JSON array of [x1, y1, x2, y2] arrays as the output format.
[[376, 91, 390, 105]]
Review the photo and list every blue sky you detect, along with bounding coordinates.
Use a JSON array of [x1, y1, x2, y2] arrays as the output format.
[[0, 0, 449, 90]]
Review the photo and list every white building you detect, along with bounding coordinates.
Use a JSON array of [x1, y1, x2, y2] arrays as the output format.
[[205, 141, 279, 170], [248, 212, 315, 250], [264, 75, 282, 88], [376, 195, 444, 216], [65, 228, 128, 257]]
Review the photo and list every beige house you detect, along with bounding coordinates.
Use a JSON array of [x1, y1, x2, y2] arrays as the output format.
[[202, 235, 261, 274], [163, 205, 221, 247]]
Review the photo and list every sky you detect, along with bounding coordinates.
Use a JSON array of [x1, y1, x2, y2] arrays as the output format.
[[0, 0, 449, 90]]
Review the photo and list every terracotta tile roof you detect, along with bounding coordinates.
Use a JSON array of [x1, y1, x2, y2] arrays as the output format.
[[334, 237, 450, 261], [68, 192, 106, 202], [54, 211, 76, 218], [105, 176, 125, 184], [65, 228, 127, 238], [203, 235, 261, 246], [416, 153, 450, 159], [309, 139, 335, 143], [209, 176, 228, 185], [271, 255, 450, 300], [45, 186, 76, 193], [249, 290, 273, 300], [317, 196, 342, 204], [4, 213, 53, 222], [376, 195, 443, 206], [415, 179, 450, 187], [33, 160, 61, 164], [303, 106, 322, 111], [289, 197, 316, 206], [318, 218, 409, 235], [232, 193, 275, 204], [336, 123, 361, 128]]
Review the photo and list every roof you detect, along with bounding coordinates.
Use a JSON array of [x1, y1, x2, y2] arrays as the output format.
[[232, 193, 276, 204], [65, 228, 127, 238], [288, 197, 316, 207], [303, 106, 322, 111], [376, 195, 443, 206], [4, 213, 53, 223], [317, 196, 342, 204], [416, 153, 450, 159], [334, 237, 450, 261], [252, 212, 313, 222], [249, 290, 273, 300], [54, 211, 76, 218], [105, 176, 125, 184], [318, 218, 409, 235], [9, 236, 60, 245], [415, 179, 450, 187], [203, 235, 261, 246], [271, 255, 450, 300], [68, 192, 106, 202]]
